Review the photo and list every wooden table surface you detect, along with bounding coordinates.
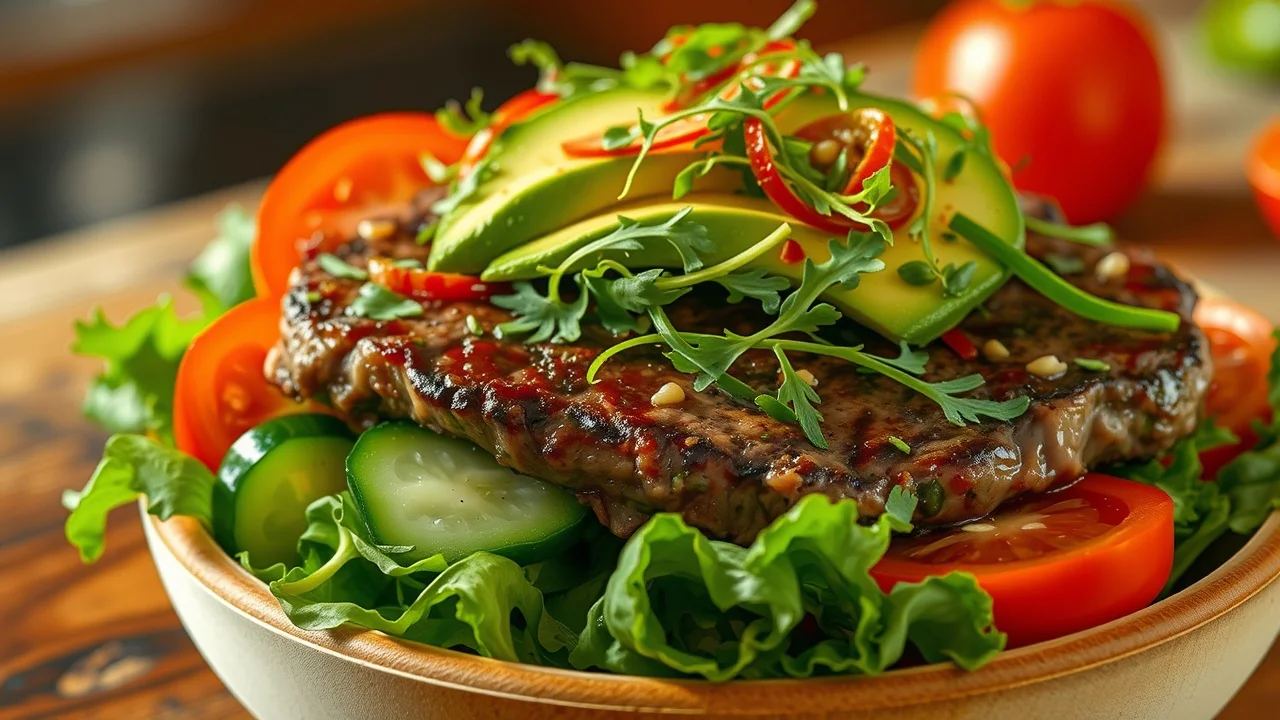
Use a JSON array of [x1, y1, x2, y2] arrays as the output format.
[[3, 19, 1280, 720]]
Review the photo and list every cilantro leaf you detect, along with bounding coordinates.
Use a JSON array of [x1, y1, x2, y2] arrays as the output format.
[[348, 283, 423, 321], [185, 204, 255, 313], [884, 485, 918, 524], [493, 278, 591, 343]]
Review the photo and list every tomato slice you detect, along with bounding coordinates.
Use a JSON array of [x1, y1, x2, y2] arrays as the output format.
[[365, 257, 508, 302], [457, 89, 560, 177], [1194, 296, 1276, 475], [252, 114, 467, 300], [1248, 115, 1280, 240], [872, 474, 1174, 648], [561, 55, 801, 158], [174, 299, 330, 470]]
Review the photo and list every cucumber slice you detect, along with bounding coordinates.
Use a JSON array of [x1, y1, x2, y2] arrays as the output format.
[[213, 414, 355, 566], [347, 422, 588, 564]]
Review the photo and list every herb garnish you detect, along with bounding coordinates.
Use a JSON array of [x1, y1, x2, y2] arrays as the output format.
[[317, 253, 369, 281], [349, 283, 423, 321]]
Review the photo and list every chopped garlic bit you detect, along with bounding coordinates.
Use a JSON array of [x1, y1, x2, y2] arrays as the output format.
[[982, 338, 1010, 362], [1026, 354, 1068, 378], [796, 368, 819, 387], [651, 382, 686, 407], [357, 218, 397, 242], [1095, 251, 1130, 281]]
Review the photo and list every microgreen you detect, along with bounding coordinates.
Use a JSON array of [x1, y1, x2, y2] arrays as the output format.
[[435, 88, 491, 137], [765, 346, 826, 447], [887, 436, 911, 454]]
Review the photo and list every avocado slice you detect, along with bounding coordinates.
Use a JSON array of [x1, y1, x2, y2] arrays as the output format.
[[427, 87, 739, 274], [482, 90, 1022, 344]]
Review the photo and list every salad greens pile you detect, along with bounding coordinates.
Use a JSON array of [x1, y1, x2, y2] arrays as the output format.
[[61, 0, 1280, 683]]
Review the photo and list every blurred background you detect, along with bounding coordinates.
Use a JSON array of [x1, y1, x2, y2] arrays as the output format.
[[0, 0, 1275, 250]]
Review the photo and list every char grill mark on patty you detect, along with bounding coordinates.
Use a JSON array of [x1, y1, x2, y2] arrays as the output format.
[[267, 212, 1210, 544]]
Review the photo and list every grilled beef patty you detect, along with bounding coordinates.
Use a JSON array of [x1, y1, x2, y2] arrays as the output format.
[[267, 203, 1210, 544]]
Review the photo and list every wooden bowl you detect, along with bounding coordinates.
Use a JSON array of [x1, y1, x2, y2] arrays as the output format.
[[143, 507, 1280, 719]]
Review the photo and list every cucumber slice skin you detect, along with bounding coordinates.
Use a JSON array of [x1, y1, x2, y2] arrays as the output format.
[[347, 422, 589, 565], [213, 413, 355, 566]]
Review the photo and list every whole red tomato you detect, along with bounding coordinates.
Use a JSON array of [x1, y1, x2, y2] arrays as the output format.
[[913, 0, 1166, 224]]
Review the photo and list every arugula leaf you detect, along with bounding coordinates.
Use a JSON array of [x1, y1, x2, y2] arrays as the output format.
[[715, 269, 790, 314], [186, 204, 255, 312], [570, 494, 1003, 679], [656, 233, 886, 391], [64, 434, 215, 562], [769, 347, 826, 449], [493, 278, 591, 343], [74, 297, 208, 440], [583, 267, 688, 335], [348, 283, 423, 321], [435, 88, 491, 137]]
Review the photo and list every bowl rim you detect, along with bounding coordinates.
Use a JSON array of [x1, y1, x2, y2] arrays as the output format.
[[146, 507, 1280, 714]]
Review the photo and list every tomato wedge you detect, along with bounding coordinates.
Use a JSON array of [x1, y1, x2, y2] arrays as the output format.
[[252, 114, 467, 300], [1194, 296, 1276, 475], [872, 474, 1174, 648], [366, 257, 507, 302], [561, 54, 802, 158], [174, 298, 329, 470], [457, 89, 560, 177]]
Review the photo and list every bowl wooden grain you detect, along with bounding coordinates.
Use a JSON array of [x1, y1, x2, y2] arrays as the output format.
[[142, 506, 1280, 720]]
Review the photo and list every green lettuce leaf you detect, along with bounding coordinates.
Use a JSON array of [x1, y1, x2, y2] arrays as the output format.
[[186, 204, 256, 314], [73, 297, 208, 441], [1115, 330, 1280, 591], [570, 493, 1003, 680], [246, 494, 577, 666], [75, 203, 256, 440], [63, 434, 215, 562]]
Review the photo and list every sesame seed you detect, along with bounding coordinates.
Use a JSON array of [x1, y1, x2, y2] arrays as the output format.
[[1026, 354, 1068, 378], [982, 338, 1010, 362], [796, 369, 819, 387], [962, 523, 997, 533], [1095, 251, 1130, 282], [651, 382, 686, 407], [357, 218, 397, 242]]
